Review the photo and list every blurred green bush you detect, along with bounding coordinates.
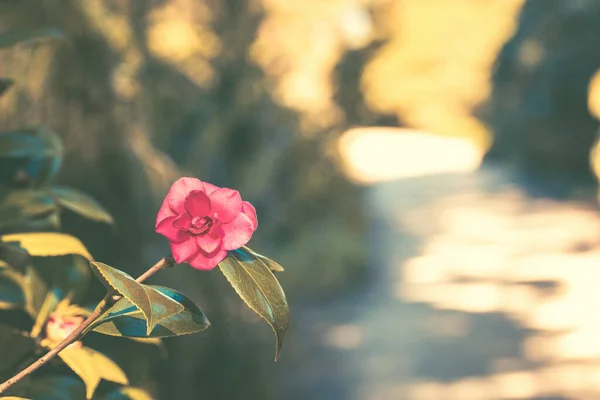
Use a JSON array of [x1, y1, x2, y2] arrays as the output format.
[[0, 1, 368, 398]]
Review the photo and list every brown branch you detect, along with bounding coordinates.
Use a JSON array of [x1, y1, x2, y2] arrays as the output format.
[[0, 255, 175, 395]]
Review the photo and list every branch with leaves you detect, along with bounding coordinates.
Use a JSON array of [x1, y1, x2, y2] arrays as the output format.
[[0, 27, 289, 400]]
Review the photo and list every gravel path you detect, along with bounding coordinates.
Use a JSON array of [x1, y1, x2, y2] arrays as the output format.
[[276, 163, 600, 400]]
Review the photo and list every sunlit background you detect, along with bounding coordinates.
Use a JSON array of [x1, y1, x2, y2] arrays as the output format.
[[3, 0, 600, 399]]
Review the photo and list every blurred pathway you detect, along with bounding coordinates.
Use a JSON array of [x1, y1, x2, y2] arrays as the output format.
[[276, 130, 600, 400]]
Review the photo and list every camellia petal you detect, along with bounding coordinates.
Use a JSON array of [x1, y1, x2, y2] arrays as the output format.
[[46, 314, 84, 343], [156, 197, 176, 227], [187, 248, 228, 271], [209, 187, 243, 223], [173, 213, 192, 230], [156, 216, 190, 243], [166, 177, 205, 214], [170, 238, 199, 263], [221, 212, 255, 250], [201, 181, 220, 195], [184, 190, 211, 217], [241, 201, 258, 230], [196, 232, 222, 253]]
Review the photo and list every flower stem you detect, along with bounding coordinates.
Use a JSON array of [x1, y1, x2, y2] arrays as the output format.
[[134, 254, 174, 284], [0, 255, 175, 395]]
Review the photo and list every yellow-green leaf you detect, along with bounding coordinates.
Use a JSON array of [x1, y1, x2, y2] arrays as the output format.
[[29, 290, 61, 338], [0, 263, 25, 311], [90, 262, 184, 334], [0, 240, 30, 272], [58, 346, 128, 399], [0, 233, 92, 260], [0, 191, 57, 231], [27, 255, 91, 335], [54, 301, 93, 318], [0, 244, 92, 325], [102, 387, 153, 400], [219, 248, 290, 361], [22, 265, 46, 317], [241, 246, 284, 272], [0, 27, 64, 49], [126, 337, 163, 346], [47, 187, 113, 224], [0, 210, 60, 233], [91, 285, 209, 338], [0, 397, 32, 399]]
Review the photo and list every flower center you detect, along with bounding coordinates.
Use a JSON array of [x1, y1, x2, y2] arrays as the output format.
[[190, 216, 212, 234]]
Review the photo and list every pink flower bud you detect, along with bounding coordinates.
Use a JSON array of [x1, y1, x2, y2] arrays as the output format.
[[46, 314, 85, 348]]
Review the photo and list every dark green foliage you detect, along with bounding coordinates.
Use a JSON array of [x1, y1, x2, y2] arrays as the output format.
[[219, 247, 289, 360], [0, 1, 363, 398], [479, 0, 600, 194], [0, 127, 63, 190], [92, 285, 210, 338], [90, 262, 185, 335], [0, 26, 154, 400]]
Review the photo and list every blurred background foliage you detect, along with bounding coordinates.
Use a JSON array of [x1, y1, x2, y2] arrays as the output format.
[[481, 0, 600, 197], [4, 0, 600, 398]]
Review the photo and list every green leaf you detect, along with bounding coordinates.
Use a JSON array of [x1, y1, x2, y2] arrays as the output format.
[[1, 191, 56, 213], [91, 285, 209, 338], [1, 397, 32, 399], [0, 262, 43, 315], [13, 376, 85, 400], [0, 77, 14, 97], [47, 186, 113, 224], [27, 135, 63, 189], [0, 131, 46, 158], [0, 259, 23, 281], [125, 336, 163, 346], [0, 191, 58, 231], [218, 248, 290, 361], [90, 262, 184, 334], [26, 255, 91, 335], [22, 265, 46, 317], [58, 346, 128, 399], [54, 301, 93, 318], [0, 27, 64, 49], [32, 255, 91, 297], [29, 289, 62, 338], [0, 127, 63, 187], [102, 387, 153, 400], [241, 246, 284, 272], [0, 240, 31, 271], [0, 275, 24, 310], [0, 210, 60, 234], [0, 325, 35, 372], [0, 232, 92, 260], [11, 253, 91, 335], [0, 127, 62, 160]]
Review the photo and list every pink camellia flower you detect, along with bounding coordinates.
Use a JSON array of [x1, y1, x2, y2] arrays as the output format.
[[155, 177, 258, 270], [46, 314, 84, 349]]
